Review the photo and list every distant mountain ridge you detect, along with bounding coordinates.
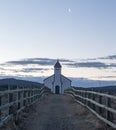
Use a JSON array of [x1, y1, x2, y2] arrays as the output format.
[[0, 78, 116, 94], [73, 85, 116, 94], [0, 78, 43, 87], [89, 86, 116, 93]]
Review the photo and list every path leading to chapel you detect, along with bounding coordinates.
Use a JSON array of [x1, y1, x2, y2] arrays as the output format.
[[20, 94, 103, 130]]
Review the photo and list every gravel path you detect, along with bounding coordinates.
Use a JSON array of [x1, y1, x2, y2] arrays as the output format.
[[19, 94, 104, 130]]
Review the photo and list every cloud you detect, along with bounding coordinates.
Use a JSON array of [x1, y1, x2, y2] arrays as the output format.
[[78, 62, 108, 68], [0, 67, 5, 70], [101, 55, 116, 60], [6, 58, 73, 66], [81, 55, 116, 61], [108, 55, 116, 59], [6, 58, 54, 66], [109, 63, 116, 68], [90, 55, 116, 60], [22, 68, 49, 73], [0, 58, 74, 78], [91, 75, 116, 79], [65, 62, 109, 69], [98, 76, 116, 78], [64, 55, 116, 69], [2, 57, 116, 71]]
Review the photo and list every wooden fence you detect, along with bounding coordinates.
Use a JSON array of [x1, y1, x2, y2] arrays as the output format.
[[65, 87, 116, 129], [0, 85, 51, 127]]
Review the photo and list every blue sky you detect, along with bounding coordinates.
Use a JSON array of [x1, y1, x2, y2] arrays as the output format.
[[0, 0, 116, 87]]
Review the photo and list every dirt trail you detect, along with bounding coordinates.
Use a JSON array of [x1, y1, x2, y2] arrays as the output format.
[[19, 94, 105, 130]]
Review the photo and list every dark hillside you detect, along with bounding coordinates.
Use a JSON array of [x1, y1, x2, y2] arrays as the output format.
[[88, 86, 116, 94], [73, 86, 116, 94], [0, 78, 43, 90]]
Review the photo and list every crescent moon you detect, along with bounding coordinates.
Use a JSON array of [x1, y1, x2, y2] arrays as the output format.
[[68, 8, 71, 13]]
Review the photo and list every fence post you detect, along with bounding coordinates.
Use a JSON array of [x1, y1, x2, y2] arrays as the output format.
[[84, 90, 87, 105], [18, 86, 21, 109], [98, 92, 102, 114], [80, 90, 83, 103], [9, 86, 13, 114], [37, 89, 39, 100], [0, 96, 1, 121], [34, 88, 35, 101], [28, 89, 31, 105], [31, 88, 33, 103], [87, 92, 91, 107], [92, 90, 95, 111], [20, 86, 23, 108], [8, 85, 13, 115], [33, 88, 34, 102], [23, 87, 26, 106], [106, 92, 113, 122]]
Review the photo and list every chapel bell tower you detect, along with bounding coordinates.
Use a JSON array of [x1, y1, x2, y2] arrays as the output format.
[[54, 60, 62, 76]]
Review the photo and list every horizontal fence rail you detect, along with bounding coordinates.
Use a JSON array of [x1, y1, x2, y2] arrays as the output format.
[[0, 85, 51, 127], [65, 87, 116, 129]]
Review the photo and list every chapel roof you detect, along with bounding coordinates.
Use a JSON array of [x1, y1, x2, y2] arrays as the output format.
[[54, 60, 62, 68]]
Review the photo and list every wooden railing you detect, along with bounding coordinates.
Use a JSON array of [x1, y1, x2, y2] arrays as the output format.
[[0, 85, 51, 127], [65, 87, 116, 129]]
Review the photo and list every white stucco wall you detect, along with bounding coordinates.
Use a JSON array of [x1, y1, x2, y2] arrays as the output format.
[[44, 75, 54, 92], [61, 75, 71, 93]]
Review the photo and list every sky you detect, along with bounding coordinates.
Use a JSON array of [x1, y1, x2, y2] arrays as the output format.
[[0, 0, 116, 87]]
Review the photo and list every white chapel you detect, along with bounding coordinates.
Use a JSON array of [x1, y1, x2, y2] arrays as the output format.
[[44, 60, 71, 94]]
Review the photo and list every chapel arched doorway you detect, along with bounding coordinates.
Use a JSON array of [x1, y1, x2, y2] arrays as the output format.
[[55, 86, 60, 94]]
